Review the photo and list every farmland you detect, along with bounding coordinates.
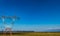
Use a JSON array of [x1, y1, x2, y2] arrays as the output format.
[[0, 32, 60, 36]]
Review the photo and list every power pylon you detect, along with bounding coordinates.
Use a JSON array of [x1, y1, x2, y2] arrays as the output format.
[[0, 12, 20, 36]]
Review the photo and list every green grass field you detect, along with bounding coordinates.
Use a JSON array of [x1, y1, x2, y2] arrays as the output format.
[[0, 32, 60, 36]]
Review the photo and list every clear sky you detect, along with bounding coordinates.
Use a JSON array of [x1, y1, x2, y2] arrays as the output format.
[[0, 0, 60, 31]]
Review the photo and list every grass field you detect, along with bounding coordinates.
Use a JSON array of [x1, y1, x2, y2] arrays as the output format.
[[0, 32, 60, 36]]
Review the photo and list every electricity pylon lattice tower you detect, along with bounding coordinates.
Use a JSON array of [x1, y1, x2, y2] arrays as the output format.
[[0, 12, 20, 36]]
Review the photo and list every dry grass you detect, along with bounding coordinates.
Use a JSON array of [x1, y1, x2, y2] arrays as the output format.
[[0, 32, 60, 36]]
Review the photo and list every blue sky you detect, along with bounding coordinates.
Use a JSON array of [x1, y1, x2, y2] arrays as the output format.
[[0, 0, 60, 31]]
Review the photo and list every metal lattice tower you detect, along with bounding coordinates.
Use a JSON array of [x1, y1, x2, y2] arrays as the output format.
[[0, 12, 20, 36]]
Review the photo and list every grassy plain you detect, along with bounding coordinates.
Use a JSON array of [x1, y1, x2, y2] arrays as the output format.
[[0, 32, 60, 36]]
